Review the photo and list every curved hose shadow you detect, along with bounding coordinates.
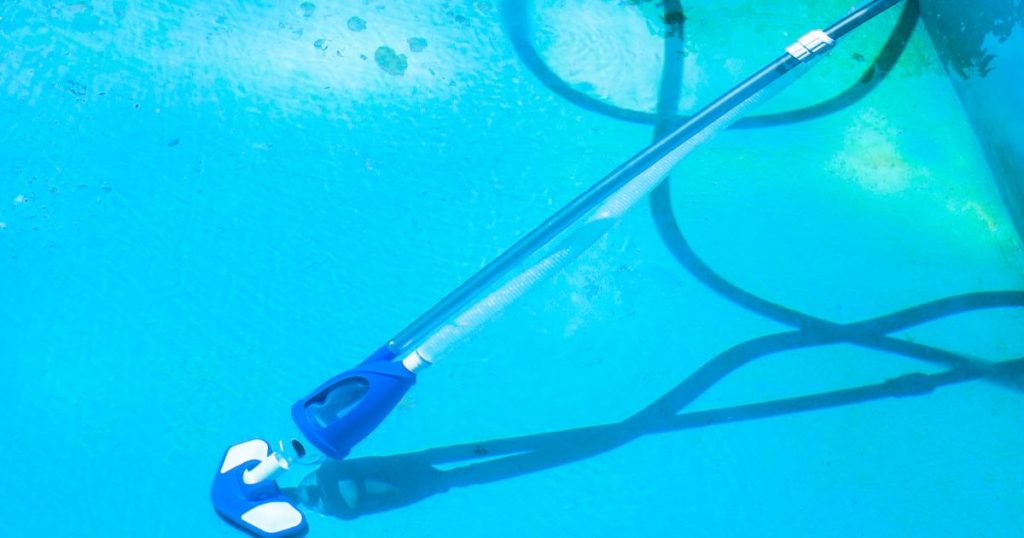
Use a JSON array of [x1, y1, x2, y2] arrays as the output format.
[[288, 291, 1024, 519], [294, 0, 1023, 521], [502, 0, 920, 129]]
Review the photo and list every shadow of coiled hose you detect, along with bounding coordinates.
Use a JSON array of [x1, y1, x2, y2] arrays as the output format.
[[289, 292, 1024, 519], [290, 0, 1024, 520]]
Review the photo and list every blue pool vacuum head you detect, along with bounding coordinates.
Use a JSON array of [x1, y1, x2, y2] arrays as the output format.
[[212, 439, 307, 537], [212, 345, 413, 536]]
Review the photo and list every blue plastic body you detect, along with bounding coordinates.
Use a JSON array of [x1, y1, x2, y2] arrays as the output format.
[[291, 346, 416, 460], [211, 441, 308, 538]]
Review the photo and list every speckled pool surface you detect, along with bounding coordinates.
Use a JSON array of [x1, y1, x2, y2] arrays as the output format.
[[2, 1, 1023, 536]]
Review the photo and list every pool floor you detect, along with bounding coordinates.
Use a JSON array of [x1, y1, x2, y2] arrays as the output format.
[[1, 1, 1022, 536]]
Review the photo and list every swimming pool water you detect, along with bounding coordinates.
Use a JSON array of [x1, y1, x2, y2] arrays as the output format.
[[2, 1, 1022, 536]]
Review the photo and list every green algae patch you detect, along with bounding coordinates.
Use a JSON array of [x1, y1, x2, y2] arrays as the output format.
[[827, 108, 929, 194], [375, 46, 408, 76]]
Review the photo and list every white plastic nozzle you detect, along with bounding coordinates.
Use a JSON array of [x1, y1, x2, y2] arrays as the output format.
[[243, 451, 290, 485]]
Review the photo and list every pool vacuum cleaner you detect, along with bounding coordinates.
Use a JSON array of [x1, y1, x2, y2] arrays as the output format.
[[211, 1, 905, 535]]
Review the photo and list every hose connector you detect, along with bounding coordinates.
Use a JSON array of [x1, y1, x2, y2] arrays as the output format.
[[785, 30, 835, 61]]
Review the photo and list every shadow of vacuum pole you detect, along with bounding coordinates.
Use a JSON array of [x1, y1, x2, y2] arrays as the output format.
[[287, 291, 1024, 520]]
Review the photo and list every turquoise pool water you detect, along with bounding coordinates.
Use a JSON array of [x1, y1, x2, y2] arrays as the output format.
[[2, 1, 1022, 536]]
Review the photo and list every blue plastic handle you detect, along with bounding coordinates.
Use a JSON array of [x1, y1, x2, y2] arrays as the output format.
[[291, 346, 416, 459]]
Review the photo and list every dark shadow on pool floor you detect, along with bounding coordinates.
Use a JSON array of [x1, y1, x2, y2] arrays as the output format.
[[287, 303, 1024, 519], [288, 0, 1024, 520]]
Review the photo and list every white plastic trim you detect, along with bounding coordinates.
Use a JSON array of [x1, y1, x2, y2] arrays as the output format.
[[241, 502, 304, 534], [402, 351, 432, 372], [786, 30, 834, 60], [220, 439, 269, 474]]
